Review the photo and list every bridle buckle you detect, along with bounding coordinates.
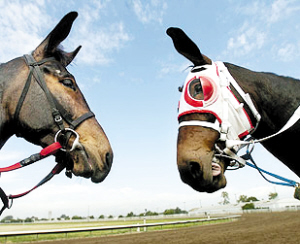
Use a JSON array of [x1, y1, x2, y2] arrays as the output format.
[[54, 115, 63, 123]]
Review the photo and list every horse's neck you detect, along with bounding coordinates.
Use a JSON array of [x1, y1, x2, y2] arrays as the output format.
[[0, 61, 20, 149], [227, 63, 300, 132], [0, 82, 10, 149], [227, 62, 300, 175]]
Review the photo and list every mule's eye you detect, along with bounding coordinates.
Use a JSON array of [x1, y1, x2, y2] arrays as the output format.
[[189, 78, 204, 100], [195, 84, 202, 93], [61, 79, 76, 91]]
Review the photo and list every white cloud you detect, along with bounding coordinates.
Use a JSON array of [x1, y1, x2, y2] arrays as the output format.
[[0, 0, 52, 62], [64, 1, 131, 65], [159, 61, 190, 77], [72, 21, 131, 65], [0, 0, 131, 65], [235, 0, 300, 25], [276, 43, 300, 62], [224, 0, 300, 60], [268, 0, 300, 24], [269, 0, 289, 23], [131, 0, 167, 24], [226, 24, 266, 57]]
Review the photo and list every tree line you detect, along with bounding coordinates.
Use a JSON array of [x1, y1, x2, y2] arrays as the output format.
[[1, 192, 279, 223], [220, 191, 279, 210], [0, 207, 188, 223]]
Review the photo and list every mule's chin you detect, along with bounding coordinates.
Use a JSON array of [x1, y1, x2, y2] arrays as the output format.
[[187, 177, 227, 193], [186, 174, 227, 193]]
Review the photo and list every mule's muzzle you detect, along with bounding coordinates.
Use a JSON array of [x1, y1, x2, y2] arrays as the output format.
[[178, 159, 227, 193], [53, 137, 113, 183], [69, 145, 113, 183]]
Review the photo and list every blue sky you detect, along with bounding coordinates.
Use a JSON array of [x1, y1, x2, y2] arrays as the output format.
[[1, 0, 300, 219]]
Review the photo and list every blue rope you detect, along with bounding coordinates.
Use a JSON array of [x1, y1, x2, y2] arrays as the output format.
[[242, 151, 298, 188]]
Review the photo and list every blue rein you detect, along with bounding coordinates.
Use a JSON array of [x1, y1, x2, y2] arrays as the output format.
[[241, 149, 299, 188]]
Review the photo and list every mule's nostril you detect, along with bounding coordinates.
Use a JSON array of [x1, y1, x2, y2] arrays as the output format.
[[189, 161, 201, 179], [105, 152, 113, 169]]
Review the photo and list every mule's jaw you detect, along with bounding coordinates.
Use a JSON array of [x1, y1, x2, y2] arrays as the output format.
[[181, 174, 227, 193], [178, 159, 227, 193]]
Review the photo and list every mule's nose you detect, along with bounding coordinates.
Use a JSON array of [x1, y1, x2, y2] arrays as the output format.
[[105, 151, 113, 170]]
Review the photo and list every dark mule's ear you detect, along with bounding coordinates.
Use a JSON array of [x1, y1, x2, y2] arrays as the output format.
[[33, 12, 79, 63], [60, 45, 82, 66], [166, 27, 211, 66]]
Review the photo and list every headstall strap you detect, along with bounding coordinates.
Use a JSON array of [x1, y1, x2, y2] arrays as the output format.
[[0, 54, 95, 215], [23, 54, 66, 131]]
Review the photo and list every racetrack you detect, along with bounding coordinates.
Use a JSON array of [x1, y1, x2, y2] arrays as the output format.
[[32, 211, 300, 244]]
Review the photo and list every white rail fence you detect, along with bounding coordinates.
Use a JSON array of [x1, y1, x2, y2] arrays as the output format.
[[0, 215, 241, 242]]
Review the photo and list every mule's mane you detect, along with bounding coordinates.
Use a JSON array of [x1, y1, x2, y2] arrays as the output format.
[[48, 46, 68, 65], [225, 62, 299, 83], [261, 71, 300, 82]]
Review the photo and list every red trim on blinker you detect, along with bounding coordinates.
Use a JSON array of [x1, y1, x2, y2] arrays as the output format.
[[238, 131, 249, 139], [184, 76, 204, 107]]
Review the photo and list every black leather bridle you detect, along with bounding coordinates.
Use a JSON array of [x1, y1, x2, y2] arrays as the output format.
[[16, 54, 95, 171]]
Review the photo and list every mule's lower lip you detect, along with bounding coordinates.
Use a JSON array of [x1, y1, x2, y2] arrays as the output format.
[[212, 162, 221, 176]]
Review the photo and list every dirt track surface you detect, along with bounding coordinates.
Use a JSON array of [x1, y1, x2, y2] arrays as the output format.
[[33, 212, 300, 244]]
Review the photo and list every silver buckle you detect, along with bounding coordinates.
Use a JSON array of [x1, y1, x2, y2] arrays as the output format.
[[54, 128, 81, 152]]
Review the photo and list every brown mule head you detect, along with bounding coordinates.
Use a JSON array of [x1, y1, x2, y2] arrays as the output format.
[[167, 27, 228, 193], [7, 12, 113, 183]]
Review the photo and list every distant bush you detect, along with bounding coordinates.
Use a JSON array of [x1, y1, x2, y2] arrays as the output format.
[[242, 203, 255, 210], [164, 207, 187, 215], [139, 211, 159, 217], [126, 212, 136, 217], [72, 215, 83, 220], [238, 195, 259, 203], [24, 217, 34, 223]]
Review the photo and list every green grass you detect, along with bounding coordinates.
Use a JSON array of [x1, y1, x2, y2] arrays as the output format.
[[0, 216, 236, 243]]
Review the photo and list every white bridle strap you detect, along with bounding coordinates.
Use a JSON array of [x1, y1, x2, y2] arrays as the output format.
[[226, 104, 300, 149], [217, 62, 261, 125], [179, 120, 221, 132]]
